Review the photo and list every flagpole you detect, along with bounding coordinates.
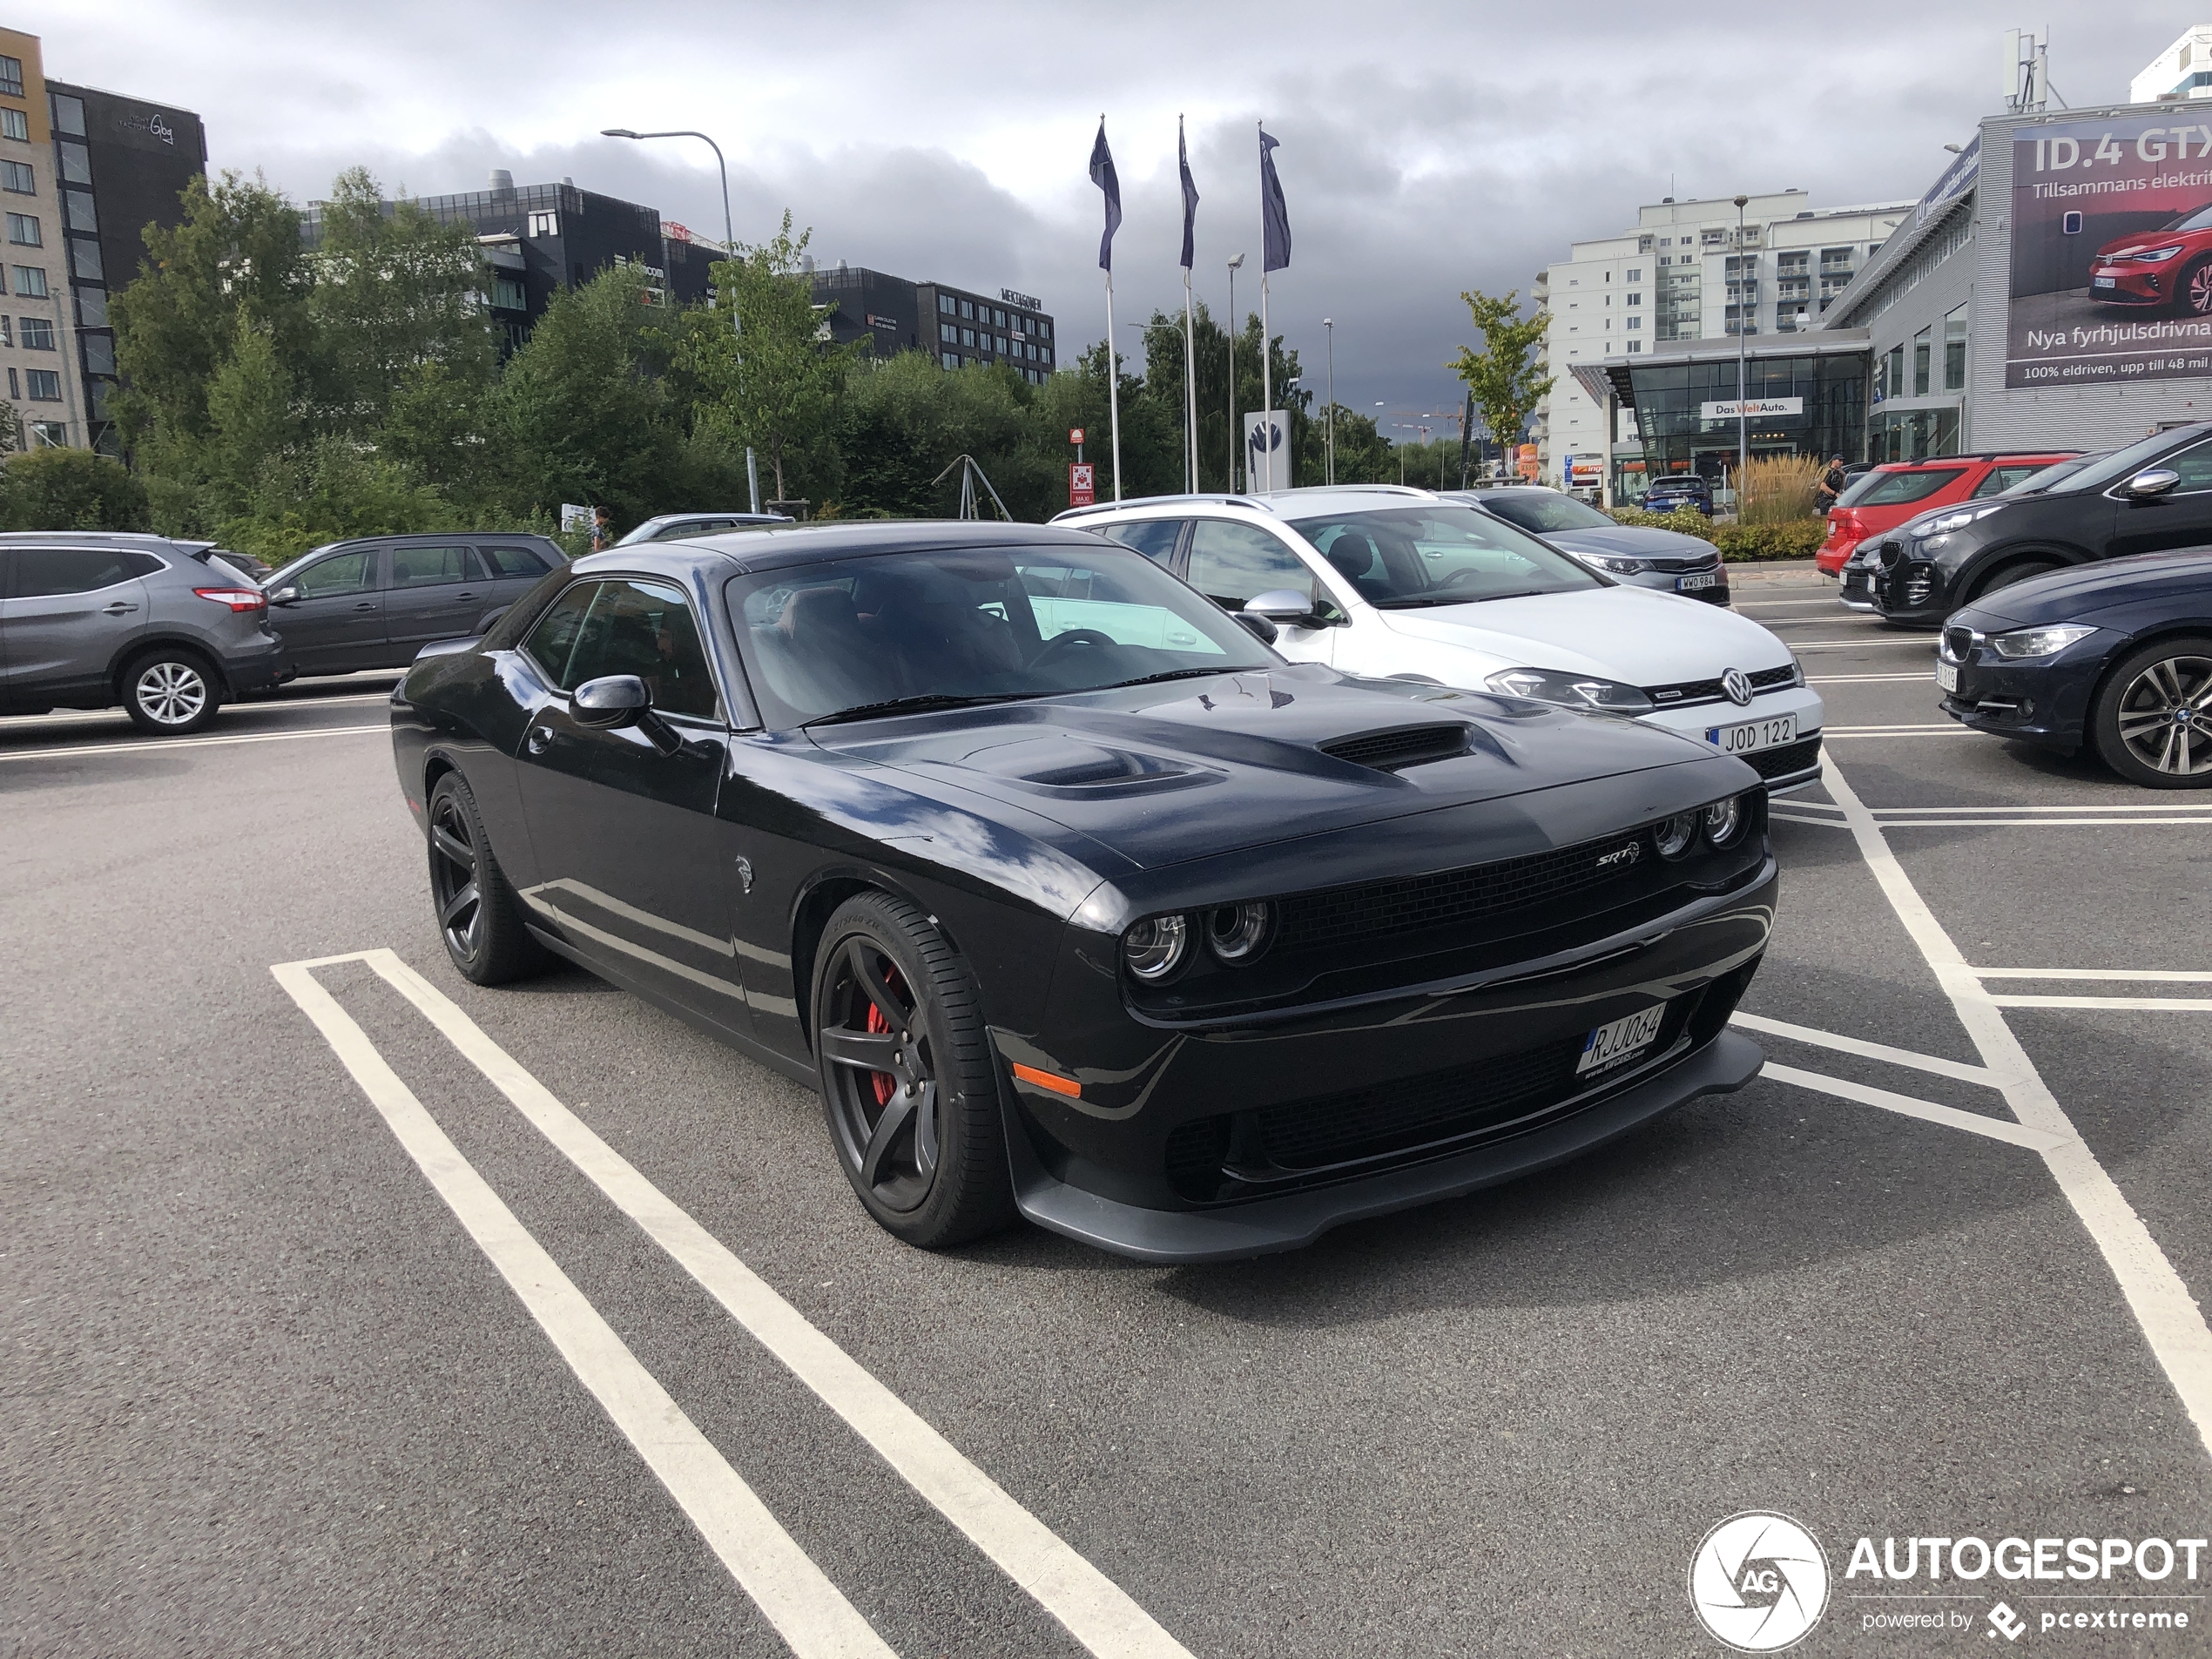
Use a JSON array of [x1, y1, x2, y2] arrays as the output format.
[[1182, 270, 1197, 495], [1104, 269, 1123, 502], [1259, 273, 1273, 492]]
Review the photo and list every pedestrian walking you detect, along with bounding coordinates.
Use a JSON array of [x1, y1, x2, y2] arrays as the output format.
[[1815, 454, 1847, 515]]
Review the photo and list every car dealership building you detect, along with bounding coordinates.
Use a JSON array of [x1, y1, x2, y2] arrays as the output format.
[[1576, 100, 2212, 500]]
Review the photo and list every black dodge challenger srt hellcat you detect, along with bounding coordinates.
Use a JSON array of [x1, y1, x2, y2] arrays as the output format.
[[389, 521, 1776, 1261]]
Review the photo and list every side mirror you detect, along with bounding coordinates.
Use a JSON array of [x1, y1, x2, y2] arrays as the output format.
[[573, 673, 650, 728], [1244, 588, 1321, 627], [267, 585, 301, 605], [1232, 610, 1279, 645], [2127, 468, 2182, 500]]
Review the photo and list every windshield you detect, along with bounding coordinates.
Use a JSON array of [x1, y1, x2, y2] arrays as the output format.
[[1286, 504, 1602, 609], [2168, 204, 2212, 234], [2002, 453, 2105, 495], [2053, 429, 2206, 495], [727, 544, 1278, 728], [1473, 489, 1617, 534]]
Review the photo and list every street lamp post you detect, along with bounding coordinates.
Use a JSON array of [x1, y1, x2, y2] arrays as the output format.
[[1226, 254, 1244, 491], [603, 128, 737, 342], [1323, 318, 1334, 485], [1732, 192, 1750, 514]]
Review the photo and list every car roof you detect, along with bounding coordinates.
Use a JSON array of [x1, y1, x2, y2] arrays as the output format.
[[577, 517, 1117, 577], [0, 529, 186, 545], [1052, 484, 1447, 526], [1866, 451, 2080, 471]]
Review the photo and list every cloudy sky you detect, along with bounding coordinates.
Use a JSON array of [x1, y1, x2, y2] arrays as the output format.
[[40, 2, 2177, 432]]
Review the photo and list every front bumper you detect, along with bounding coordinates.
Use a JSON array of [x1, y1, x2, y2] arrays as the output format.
[[1869, 544, 1954, 624], [1936, 630, 2106, 751], [2087, 267, 2170, 307], [1642, 685, 1825, 793]]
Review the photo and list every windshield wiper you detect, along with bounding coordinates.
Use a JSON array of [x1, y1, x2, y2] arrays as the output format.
[[1099, 667, 1240, 690], [1377, 590, 1548, 609], [802, 691, 1035, 728]]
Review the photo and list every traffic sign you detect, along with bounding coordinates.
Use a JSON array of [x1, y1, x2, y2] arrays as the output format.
[[1069, 462, 1096, 506], [1069, 428, 1085, 446]]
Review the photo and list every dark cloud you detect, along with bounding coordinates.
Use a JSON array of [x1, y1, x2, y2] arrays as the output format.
[[44, 1, 2166, 424]]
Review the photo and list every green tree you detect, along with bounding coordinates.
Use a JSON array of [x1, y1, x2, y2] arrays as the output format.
[[1447, 289, 1552, 473], [684, 212, 858, 506], [199, 314, 296, 514], [1313, 404, 1393, 484], [0, 448, 152, 530]]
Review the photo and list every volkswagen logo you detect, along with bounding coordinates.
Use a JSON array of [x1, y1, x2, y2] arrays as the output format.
[[1722, 668, 1754, 706], [1689, 1512, 1829, 1651]]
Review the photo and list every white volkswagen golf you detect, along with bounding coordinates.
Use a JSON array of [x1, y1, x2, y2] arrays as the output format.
[[1056, 485, 1824, 792]]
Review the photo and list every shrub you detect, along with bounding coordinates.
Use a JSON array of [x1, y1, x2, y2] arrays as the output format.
[[0, 447, 152, 531], [1737, 455, 1823, 526], [1608, 504, 1716, 541], [1716, 519, 1826, 562]]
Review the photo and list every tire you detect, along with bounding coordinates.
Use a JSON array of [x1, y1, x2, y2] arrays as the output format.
[[1967, 558, 2060, 606], [120, 648, 222, 735], [2180, 255, 2212, 319], [425, 771, 550, 983], [810, 891, 1015, 1250], [2089, 635, 2212, 788]]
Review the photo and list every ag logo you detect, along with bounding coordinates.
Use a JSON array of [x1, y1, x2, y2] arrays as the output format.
[[1722, 668, 1754, 706], [1689, 1512, 1829, 1652]]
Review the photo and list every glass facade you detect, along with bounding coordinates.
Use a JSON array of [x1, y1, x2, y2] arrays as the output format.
[[1868, 407, 1960, 462], [1624, 350, 1869, 492]]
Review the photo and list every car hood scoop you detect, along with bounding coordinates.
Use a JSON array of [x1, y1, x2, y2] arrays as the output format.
[[1317, 724, 1467, 772], [957, 737, 1219, 799]]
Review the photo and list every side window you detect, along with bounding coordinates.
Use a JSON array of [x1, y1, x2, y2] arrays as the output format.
[[560, 578, 719, 719], [2160, 439, 2212, 495], [1185, 520, 1315, 610], [522, 581, 598, 686], [1971, 465, 2040, 498], [294, 550, 375, 597], [1096, 519, 1185, 566], [388, 543, 473, 588], [11, 547, 152, 596], [476, 543, 553, 578]]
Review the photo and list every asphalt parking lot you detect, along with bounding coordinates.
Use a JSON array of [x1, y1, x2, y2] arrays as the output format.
[[6, 567, 2211, 1657]]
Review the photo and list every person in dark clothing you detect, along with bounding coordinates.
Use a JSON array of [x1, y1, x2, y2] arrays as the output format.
[[1815, 454, 1847, 514]]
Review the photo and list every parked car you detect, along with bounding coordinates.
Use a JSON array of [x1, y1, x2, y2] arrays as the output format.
[[390, 523, 1773, 1259], [616, 512, 794, 544], [0, 531, 285, 733], [1817, 451, 2078, 577], [1868, 423, 2212, 625], [1838, 454, 2107, 610], [1938, 551, 2212, 786], [2088, 203, 2212, 315], [1641, 476, 1714, 515], [1057, 486, 1824, 793], [1450, 485, 1729, 606], [260, 533, 564, 678]]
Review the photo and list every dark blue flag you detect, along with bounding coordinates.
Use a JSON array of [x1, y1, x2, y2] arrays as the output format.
[[1178, 117, 1199, 271], [1259, 126, 1290, 273], [1089, 119, 1122, 273]]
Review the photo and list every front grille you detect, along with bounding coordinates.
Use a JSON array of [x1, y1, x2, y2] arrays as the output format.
[[1319, 724, 1467, 772], [1942, 625, 1975, 661], [1645, 553, 1722, 574], [1644, 663, 1799, 705], [1271, 828, 1649, 955], [1739, 734, 1822, 780]]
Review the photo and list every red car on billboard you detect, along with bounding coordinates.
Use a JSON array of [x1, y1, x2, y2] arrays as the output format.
[[2088, 203, 2212, 314], [1816, 452, 2077, 576]]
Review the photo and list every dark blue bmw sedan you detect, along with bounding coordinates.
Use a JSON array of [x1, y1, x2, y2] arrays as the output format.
[[1938, 550, 2212, 786]]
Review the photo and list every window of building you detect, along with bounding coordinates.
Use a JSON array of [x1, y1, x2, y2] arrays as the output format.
[[19, 314, 51, 348], [937, 293, 954, 314], [0, 314, 9, 344], [941, 350, 960, 370], [57, 140, 88, 185], [11, 262, 43, 296], [74, 284, 104, 327], [25, 368, 60, 400], [1625, 293, 1642, 307], [5, 365, 16, 397], [990, 307, 1004, 326], [1943, 302, 1968, 391], [1628, 341, 1643, 354], [68, 239, 96, 280], [0, 56, 22, 98], [1039, 320, 1051, 341], [1626, 317, 1642, 330], [82, 333, 112, 374], [1568, 277, 1579, 286], [940, 320, 956, 343], [1883, 342, 1905, 398], [29, 418, 64, 446], [6, 212, 38, 246], [959, 298, 974, 319], [1626, 267, 1642, 281], [527, 210, 557, 238], [960, 327, 975, 347], [0, 109, 24, 143], [490, 276, 524, 310], [63, 191, 93, 233], [995, 334, 1007, 352], [1041, 347, 1051, 367], [0, 159, 30, 194], [49, 93, 83, 137], [1912, 325, 1932, 395]]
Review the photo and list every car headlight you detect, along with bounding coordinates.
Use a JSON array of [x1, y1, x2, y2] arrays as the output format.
[[1986, 624, 2096, 659], [2118, 245, 2185, 262], [1912, 504, 2001, 539], [1654, 812, 1699, 859], [1204, 901, 1274, 965], [1703, 793, 1751, 847], [1485, 668, 1656, 713], [1570, 550, 1646, 576], [1123, 914, 1189, 981]]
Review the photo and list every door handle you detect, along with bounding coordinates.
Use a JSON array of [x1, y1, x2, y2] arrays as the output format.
[[526, 725, 553, 755], [101, 601, 138, 615]]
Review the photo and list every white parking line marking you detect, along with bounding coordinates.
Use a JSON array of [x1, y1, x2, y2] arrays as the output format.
[[1738, 599, 1852, 610], [1824, 724, 1961, 734], [1885, 817, 2212, 827], [1882, 803, 2212, 814], [352, 948, 1195, 1659], [0, 723, 383, 761], [269, 960, 897, 1659], [1823, 757, 2212, 1460], [6, 691, 393, 727], [1789, 639, 1938, 650], [1989, 995, 2212, 1012], [1975, 968, 2212, 981], [1770, 812, 1849, 828], [1730, 1011, 2000, 1086], [1760, 1062, 2072, 1152]]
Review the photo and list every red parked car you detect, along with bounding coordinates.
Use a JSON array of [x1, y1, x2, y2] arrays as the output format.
[[2089, 203, 2212, 314], [1816, 452, 2078, 577]]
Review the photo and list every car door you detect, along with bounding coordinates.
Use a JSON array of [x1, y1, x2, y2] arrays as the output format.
[[0, 545, 156, 701], [2107, 436, 2212, 561], [272, 546, 385, 675], [382, 543, 490, 657], [512, 574, 750, 1040], [473, 542, 558, 610], [1184, 517, 1338, 664]]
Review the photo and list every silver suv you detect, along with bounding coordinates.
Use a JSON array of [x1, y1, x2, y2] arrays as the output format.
[[0, 532, 285, 734]]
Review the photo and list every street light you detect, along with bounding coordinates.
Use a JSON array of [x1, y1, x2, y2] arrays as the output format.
[[1732, 192, 1750, 512], [1323, 318, 1335, 485], [602, 127, 737, 341], [1226, 253, 1244, 491]]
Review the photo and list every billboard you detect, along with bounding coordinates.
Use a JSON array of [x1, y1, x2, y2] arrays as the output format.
[[1242, 409, 1291, 491], [2006, 114, 2212, 387]]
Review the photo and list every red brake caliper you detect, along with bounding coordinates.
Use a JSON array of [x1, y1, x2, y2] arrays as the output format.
[[866, 974, 896, 1106]]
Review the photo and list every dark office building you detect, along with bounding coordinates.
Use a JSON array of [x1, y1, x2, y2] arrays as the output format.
[[811, 263, 1055, 383], [300, 172, 714, 353], [44, 79, 206, 452]]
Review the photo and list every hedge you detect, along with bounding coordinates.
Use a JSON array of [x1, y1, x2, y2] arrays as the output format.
[[1605, 505, 1824, 563]]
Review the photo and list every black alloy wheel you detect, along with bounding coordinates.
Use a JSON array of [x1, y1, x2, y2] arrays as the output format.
[[2092, 636, 2212, 787], [812, 892, 1015, 1248], [425, 772, 548, 982], [121, 649, 222, 735]]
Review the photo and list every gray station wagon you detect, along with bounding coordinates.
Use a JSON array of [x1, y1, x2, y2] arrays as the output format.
[[261, 534, 565, 678]]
